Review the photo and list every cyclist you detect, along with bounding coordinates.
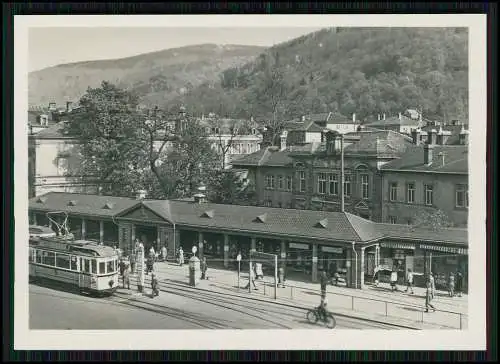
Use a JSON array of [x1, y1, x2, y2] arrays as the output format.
[[317, 295, 328, 321]]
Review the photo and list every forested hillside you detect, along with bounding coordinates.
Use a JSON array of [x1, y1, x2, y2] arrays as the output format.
[[174, 27, 468, 123], [28, 44, 264, 107]]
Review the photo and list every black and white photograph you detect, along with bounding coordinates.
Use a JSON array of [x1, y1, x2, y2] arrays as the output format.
[[14, 15, 487, 350]]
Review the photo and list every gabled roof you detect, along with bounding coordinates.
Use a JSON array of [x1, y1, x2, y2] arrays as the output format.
[[29, 192, 139, 218], [326, 112, 356, 124], [364, 114, 422, 127], [28, 192, 467, 245], [380, 145, 468, 174], [232, 147, 294, 167]]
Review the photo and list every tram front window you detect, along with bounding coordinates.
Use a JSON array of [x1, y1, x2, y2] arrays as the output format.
[[99, 261, 106, 275], [106, 260, 114, 274]]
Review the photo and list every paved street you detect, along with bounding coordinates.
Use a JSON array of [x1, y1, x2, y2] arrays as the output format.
[[29, 282, 403, 330]]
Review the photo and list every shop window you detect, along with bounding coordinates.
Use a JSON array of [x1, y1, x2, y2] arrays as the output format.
[[389, 182, 398, 202], [455, 184, 468, 208], [299, 171, 306, 193], [389, 216, 397, 224], [406, 183, 415, 204], [328, 173, 338, 195], [361, 174, 370, 199], [424, 184, 433, 205], [317, 173, 327, 194]]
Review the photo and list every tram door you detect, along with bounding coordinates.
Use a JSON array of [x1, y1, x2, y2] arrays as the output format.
[[79, 257, 92, 289]]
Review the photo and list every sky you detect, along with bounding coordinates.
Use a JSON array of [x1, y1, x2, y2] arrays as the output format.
[[28, 27, 324, 72]]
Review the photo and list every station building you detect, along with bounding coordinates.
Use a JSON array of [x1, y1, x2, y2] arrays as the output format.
[[28, 192, 468, 291]]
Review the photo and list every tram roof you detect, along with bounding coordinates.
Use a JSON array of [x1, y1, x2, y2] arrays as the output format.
[[29, 192, 468, 245], [30, 235, 117, 257]]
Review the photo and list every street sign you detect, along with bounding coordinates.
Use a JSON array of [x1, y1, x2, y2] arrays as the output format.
[[192, 246, 197, 254], [236, 254, 241, 262]]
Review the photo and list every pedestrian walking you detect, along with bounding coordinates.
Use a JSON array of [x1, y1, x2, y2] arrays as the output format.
[[278, 266, 285, 288], [244, 263, 258, 290], [178, 247, 184, 266], [161, 245, 168, 262], [425, 279, 436, 312], [320, 270, 328, 299], [455, 271, 463, 297], [129, 252, 136, 274], [404, 268, 414, 294], [390, 269, 398, 292], [151, 273, 159, 297], [200, 257, 208, 280], [255, 262, 264, 280], [122, 263, 130, 290], [448, 272, 455, 297], [429, 272, 436, 299], [119, 259, 126, 277]]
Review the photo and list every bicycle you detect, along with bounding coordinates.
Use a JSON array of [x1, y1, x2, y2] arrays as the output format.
[[306, 307, 336, 329]]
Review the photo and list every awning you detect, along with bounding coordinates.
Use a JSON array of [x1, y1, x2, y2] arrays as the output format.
[[419, 244, 468, 255]]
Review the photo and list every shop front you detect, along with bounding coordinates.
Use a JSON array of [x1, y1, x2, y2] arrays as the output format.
[[318, 245, 346, 281], [286, 242, 312, 280], [379, 241, 417, 285], [419, 244, 468, 292]]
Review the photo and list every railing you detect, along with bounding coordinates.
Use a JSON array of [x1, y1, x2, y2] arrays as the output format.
[[254, 279, 467, 329]]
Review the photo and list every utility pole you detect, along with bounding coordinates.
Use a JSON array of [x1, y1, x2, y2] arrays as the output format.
[[340, 134, 345, 213]]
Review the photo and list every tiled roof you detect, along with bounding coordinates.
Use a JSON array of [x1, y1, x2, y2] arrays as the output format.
[[33, 122, 74, 139], [327, 112, 355, 124], [28, 192, 467, 245], [282, 120, 324, 133], [344, 130, 412, 155], [364, 115, 422, 127], [29, 192, 139, 218], [232, 147, 294, 167], [380, 145, 468, 174]]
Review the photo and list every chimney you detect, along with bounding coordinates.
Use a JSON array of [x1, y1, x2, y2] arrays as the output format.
[[411, 128, 421, 145], [352, 113, 356, 123], [280, 131, 288, 151], [48, 102, 57, 112], [66, 101, 73, 113], [193, 183, 207, 204], [135, 189, 147, 200], [424, 144, 434, 165], [428, 129, 437, 145]]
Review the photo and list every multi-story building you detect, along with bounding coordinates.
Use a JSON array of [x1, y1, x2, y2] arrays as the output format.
[[233, 129, 414, 221], [380, 128, 469, 227], [364, 110, 425, 135]]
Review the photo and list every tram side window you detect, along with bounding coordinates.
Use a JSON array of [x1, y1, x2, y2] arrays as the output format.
[[82, 259, 91, 273], [107, 260, 114, 274], [29, 248, 35, 263], [70, 256, 79, 271], [91, 260, 97, 274], [56, 254, 71, 270], [42, 251, 55, 266], [36, 251, 42, 264], [99, 261, 106, 275]]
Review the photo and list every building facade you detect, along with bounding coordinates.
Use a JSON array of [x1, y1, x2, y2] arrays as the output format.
[[380, 130, 469, 228], [233, 129, 414, 222], [28, 192, 468, 290]]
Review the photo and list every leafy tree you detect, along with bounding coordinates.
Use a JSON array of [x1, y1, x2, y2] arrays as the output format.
[[64, 81, 147, 196], [206, 170, 256, 205], [412, 209, 454, 231]]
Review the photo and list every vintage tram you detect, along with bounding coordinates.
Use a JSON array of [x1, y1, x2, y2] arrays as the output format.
[[28, 212, 120, 296]]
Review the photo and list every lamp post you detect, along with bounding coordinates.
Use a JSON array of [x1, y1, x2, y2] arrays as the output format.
[[334, 133, 346, 213], [237, 253, 242, 290], [352, 241, 358, 289]]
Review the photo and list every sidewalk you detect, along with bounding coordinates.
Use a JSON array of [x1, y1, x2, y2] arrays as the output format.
[[128, 261, 468, 330]]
